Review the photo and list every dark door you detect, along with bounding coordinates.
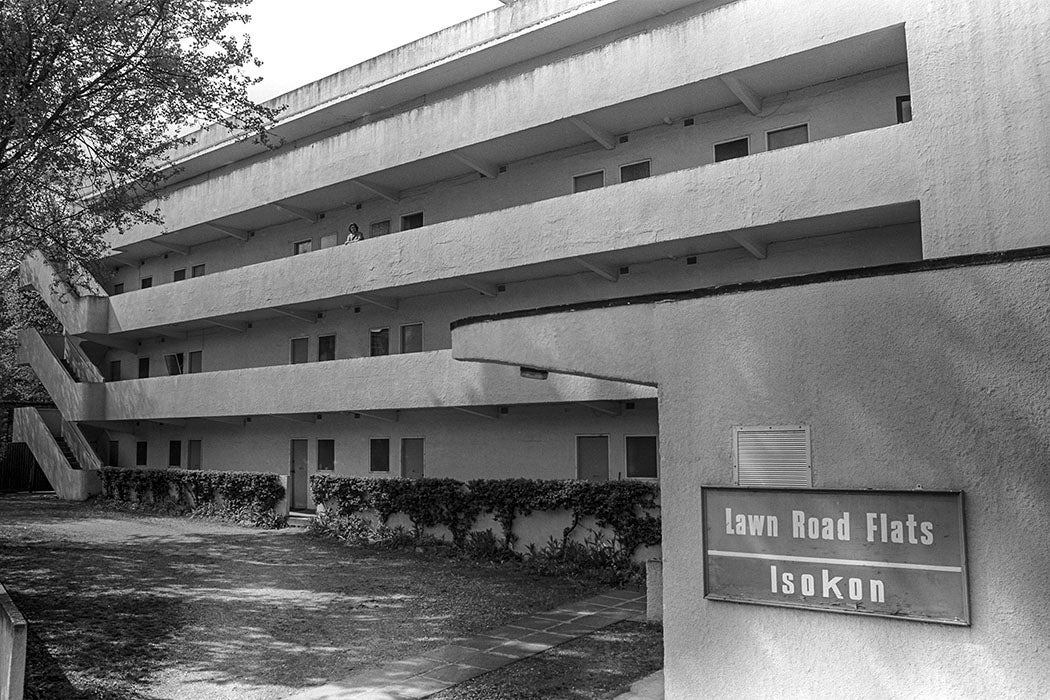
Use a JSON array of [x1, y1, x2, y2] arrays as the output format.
[[188, 440, 202, 470], [401, 438, 424, 479], [576, 436, 609, 482], [289, 439, 309, 510]]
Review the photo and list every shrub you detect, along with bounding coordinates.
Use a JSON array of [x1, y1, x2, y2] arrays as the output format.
[[98, 467, 286, 528]]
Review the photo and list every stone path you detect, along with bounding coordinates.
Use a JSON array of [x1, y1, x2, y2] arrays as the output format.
[[287, 588, 648, 700]]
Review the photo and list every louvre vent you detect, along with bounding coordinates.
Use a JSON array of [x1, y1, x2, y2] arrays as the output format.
[[733, 425, 812, 488]]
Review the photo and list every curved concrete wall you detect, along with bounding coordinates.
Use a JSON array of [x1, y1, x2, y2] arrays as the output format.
[[451, 256, 1050, 696]]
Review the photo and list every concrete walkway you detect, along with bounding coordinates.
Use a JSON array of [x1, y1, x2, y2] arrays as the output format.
[[287, 588, 648, 700]]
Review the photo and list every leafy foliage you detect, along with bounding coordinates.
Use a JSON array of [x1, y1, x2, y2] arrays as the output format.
[[310, 475, 661, 559], [98, 467, 285, 528], [0, 0, 280, 277], [0, 273, 60, 402]]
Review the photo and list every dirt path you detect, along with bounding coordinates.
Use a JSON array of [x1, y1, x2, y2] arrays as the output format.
[[0, 494, 598, 699]]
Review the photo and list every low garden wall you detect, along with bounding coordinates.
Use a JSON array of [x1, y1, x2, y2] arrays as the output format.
[[310, 475, 662, 563], [97, 468, 288, 527], [0, 583, 26, 700]]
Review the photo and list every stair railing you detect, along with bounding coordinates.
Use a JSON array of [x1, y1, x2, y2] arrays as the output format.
[[61, 421, 102, 471]]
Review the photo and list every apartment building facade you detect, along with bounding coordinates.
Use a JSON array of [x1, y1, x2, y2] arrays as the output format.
[[17, 0, 926, 506]]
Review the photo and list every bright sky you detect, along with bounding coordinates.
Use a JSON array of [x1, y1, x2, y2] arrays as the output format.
[[240, 0, 506, 103]]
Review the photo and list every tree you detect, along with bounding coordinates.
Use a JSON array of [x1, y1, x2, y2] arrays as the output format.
[[0, 0, 279, 281]]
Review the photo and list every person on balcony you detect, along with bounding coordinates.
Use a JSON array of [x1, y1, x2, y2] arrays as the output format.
[[344, 223, 363, 243]]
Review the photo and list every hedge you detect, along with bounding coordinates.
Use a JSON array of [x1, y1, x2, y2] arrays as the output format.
[[310, 475, 660, 555], [98, 467, 285, 527]]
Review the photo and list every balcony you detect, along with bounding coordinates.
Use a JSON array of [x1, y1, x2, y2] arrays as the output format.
[[18, 345, 654, 423], [87, 123, 918, 336]]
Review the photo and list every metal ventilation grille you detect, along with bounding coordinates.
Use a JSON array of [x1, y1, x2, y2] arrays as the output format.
[[734, 425, 812, 488]]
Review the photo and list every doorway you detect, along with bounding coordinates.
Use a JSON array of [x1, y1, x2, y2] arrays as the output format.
[[576, 435, 609, 482], [401, 437, 424, 479], [289, 439, 309, 510]]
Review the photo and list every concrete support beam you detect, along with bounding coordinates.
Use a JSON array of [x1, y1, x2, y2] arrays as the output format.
[[203, 319, 248, 333], [721, 75, 763, 116], [155, 329, 188, 341], [111, 255, 140, 269], [451, 406, 499, 420], [350, 294, 399, 311], [451, 151, 499, 179], [203, 223, 250, 241], [273, 414, 317, 424], [78, 333, 138, 353], [728, 231, 768, 259], [150, 418, 188, 428], [461, 278, 500, 297], [579, 401, 622, 416], [272, 307, 316, 323], [202, 416, 246, 426], [152, 240, 190, 256], [575, 256, 619, 282], [354, 178, 400, 203], [271, 202, 321, 223], [569, 116, 616, 150], [352, 410, 399, 423]]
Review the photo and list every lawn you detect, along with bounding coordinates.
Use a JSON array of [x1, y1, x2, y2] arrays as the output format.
[[0, 493, 608, 699]]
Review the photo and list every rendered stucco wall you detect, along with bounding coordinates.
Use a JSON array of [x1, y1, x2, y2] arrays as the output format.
[[451, 256, 1050, 697]]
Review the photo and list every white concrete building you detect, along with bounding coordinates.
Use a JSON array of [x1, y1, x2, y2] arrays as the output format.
[[15, 0, 1050, 692]]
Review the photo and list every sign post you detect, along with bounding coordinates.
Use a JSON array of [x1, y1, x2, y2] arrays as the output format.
[[702, 487, 969, 625]]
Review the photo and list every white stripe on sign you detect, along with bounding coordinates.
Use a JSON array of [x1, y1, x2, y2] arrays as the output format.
[[707, 550, 963, 573]]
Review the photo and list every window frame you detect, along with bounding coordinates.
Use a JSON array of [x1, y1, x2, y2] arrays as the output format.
[[399, 322, 424, 354], [140, 276, 153, 289], [369, 437, 391, 473], [168, 440, 182, 468], [138, 357, 150, 379], [289, 337, 310, 364], [191, 264, 206, 278], [317, 439, 336, 472], [135, 441, 148, 467], [765, 123, 810, 151], [292, 238, 313, 255], [400, 211, 424, 231], [618, 159, 651, 184], [188, 350, 202, 374], [713, 135, 751, 163], [370, 327, 390, 357], [317, 334, 336, 362], [173, 268, 186, 282], [624, 434, 659, 480], [370, 219, 391, 238], [896, 95, 912, 124], [108, 359, 121, 382], [572, 169, 605, 194], [163, 352, 185, 376], [112, 282, 124, 295]]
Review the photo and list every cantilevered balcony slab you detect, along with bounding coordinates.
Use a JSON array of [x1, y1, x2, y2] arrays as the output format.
[[103, 125, 918, 334], [19, 251, 109, 336], [113, 3, 907, 246], [93, 350, 654, 421]]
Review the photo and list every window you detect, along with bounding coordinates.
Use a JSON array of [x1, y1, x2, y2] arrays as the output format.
[[188, 440, 202, 470], [191, 264, 206, 278], [370, 220, 391, 238], [317, 439, 335, 471], [188, 350, 202, 374], [107, 441, 120, 467], [173, 268, 186, 282], [573, 170, 604, 193], [168, 440, 182, 467], [293, 239, 313, 255], [733, 425, 812, 487], [140, 277, 153, 289], [767, 124, 809, 151], [400, 323, 423, 354], [370, 328, 390, 356], [138, 357, 150, 379], [897, 95, 912, 124], [714, 137, 750, 162], [109, 360, 121, 382], [401, 437, 425, 478], [290, 337, 309, 364], [318, 335, 336, 362], [619, 160, 651, 183], [135, 441, 148, 467], [370, 438, 390, 472], [400, 211, 424, 231], [113, 282, 124, 295], [164, 353, 185, 375], [625, 436, 658, 479]]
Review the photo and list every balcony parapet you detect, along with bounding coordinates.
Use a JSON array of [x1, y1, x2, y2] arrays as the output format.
[[19, 250, 109, 336], [109, 124, 918, 334], [93, 350, 653, 421], [18, 329, 105, 422]]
